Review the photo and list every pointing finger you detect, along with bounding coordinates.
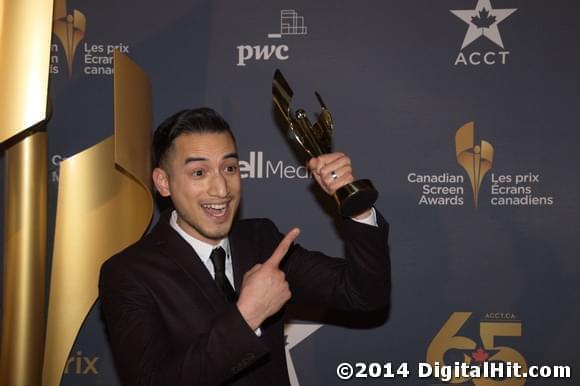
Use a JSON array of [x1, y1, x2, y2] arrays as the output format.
[[265, 228, 300, 267]]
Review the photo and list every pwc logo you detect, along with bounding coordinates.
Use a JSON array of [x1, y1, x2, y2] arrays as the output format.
[[236, 10, 307, 66]]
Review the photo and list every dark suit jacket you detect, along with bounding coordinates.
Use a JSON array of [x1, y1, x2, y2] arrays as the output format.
[[99, 211, 390, 386]]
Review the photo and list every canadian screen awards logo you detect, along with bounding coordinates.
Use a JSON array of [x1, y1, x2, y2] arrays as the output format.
[[237, 10, 307, 66], [406, 123, 554, 207], [52, 0, 86, 76], [455, 122, 494, 208], [405, 123, 490, 207], [51, 0, 131, 76], [450, 0, 517, 66], [426, 312, 527, 385]]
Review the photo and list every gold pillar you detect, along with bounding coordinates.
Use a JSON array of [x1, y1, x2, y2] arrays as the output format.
[[1, 132, 48, 386], [0, 0, 54, 385], [0, 0, 54, 142]]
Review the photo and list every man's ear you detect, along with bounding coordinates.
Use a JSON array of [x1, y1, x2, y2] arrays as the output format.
[[152, 167, 171, 197]]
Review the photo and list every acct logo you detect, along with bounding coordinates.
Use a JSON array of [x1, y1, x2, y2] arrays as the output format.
[[427, 312, 526, 385], [239, 151, 311, 179], [406, 122, 554, 208], [450, 0, 517, 66], [236, 10, 307, 66], [51, 0, 131, 76]]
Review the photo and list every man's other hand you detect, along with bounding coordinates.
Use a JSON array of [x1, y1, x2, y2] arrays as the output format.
[[308, 152, 354, 196], [308, 153, 371, 219]]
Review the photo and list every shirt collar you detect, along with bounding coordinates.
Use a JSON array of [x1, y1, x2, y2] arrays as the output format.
[[169, 210, 230, 265]]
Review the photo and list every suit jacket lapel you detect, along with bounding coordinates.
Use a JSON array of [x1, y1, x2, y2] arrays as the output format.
[[150, 212, 227, 311], [229, 221, 256, 292]]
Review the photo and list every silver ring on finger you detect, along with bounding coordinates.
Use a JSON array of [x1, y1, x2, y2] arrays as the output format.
[[330, 170, 338, 180]]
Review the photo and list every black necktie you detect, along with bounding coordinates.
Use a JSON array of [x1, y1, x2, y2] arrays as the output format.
[[209, 247, 237, 303]]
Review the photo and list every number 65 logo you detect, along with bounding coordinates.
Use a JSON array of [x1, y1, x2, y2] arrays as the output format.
[[427, 312, 528, 386]]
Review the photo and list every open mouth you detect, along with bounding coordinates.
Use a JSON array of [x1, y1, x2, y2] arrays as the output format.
[[201, 202, 229, 218]]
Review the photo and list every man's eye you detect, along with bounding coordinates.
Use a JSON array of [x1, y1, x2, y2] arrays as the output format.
[[192, 169, 204, 177], [225, 165, 238, 173]]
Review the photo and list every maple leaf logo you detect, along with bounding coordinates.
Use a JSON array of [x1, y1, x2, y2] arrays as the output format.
[[471, 8, 497, 29], [472, 347, 490, 363]]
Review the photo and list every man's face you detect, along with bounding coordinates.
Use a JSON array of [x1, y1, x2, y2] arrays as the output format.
[[153, 132, 241, 245]]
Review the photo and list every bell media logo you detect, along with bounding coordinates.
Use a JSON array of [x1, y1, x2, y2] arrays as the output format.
[[426, 312, 527, 385], [236, 10, 308, 66], [451, 0, 517, 66], [239, 151, 311, 180]]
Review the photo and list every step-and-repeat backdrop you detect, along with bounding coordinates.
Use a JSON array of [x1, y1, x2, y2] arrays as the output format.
[[1, 0, 579, 385]]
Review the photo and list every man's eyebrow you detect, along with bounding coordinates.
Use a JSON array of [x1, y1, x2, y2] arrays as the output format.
[[183, 153, 239, 165], [184, 157, 207, 164]]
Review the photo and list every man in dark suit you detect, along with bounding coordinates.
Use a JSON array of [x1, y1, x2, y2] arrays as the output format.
[[99, 107, 390, 385]]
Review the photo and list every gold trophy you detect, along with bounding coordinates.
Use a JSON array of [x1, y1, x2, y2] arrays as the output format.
[[272, 69, 378, 217]]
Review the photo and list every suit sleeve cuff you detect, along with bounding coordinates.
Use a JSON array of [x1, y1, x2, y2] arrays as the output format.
[[207, 305, 269, 377], [350, 207, 378, 227]]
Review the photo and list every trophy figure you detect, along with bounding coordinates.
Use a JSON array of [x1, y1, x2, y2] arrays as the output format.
[[272, 69, 378, 217]]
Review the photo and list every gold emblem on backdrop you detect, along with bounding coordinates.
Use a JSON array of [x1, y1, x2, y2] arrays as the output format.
[[42, 51, 153, 386], [455, 122, 494, 208], [52, 0, 86, 77], [427, 312, 528, 386]]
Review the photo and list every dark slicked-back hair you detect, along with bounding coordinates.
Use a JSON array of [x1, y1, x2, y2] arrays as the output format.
[[153, 107, 235, 167]]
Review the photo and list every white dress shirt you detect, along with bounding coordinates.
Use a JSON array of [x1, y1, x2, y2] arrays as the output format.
[[170, 211, 264, 336], [170, 211, 234, 285], [169, 207, 377, 335], [169, 208, 377, 281]]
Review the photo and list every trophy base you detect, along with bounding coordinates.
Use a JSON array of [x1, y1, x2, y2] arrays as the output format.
[[335, 179, 378, 217]]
